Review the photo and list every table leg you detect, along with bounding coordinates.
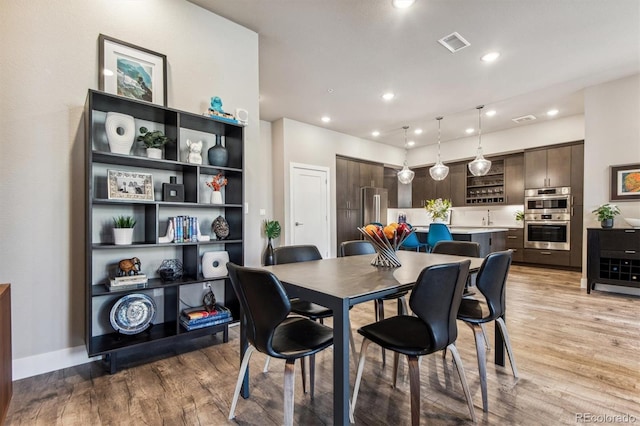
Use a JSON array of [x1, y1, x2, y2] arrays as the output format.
[[333, 298, 350, 425], [494, 315, 505, 366]]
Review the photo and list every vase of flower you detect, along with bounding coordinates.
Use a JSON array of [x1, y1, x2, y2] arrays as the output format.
[[208, 134, 228, 167], [206, 173, 227, 204], [211, 190, 223, 204], [425, 198, 452, 223]]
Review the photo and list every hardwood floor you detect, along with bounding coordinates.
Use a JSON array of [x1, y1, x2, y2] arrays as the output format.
[[6, 265, 640, 425]]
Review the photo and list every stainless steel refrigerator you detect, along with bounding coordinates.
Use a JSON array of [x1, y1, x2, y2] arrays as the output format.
[[361, 187, 388, 226]]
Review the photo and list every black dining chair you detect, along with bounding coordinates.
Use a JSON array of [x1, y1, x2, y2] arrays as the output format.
[[457, 250, 519, 412], [350, 260, 476, 425], [227, 263, 333, 426], [340, 240, 409, 366], [432, 240, 481, 295]]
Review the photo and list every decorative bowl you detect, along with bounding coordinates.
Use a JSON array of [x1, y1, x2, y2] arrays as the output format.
[[357, 226, 415, 267], [624, 218, 640, 228]]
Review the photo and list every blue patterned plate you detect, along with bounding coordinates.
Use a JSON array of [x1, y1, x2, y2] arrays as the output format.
[[110, 293, 156, 335]]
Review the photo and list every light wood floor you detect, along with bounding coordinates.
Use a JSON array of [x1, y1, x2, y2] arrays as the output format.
[[6, 265, 640, 425]]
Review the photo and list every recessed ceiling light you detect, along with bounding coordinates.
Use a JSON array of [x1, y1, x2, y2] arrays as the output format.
[[372, 131, 380, 137], [466, 128, 475, 134], [414, 128, 423, 135], [382, 92, 395, 101], [321, 116, 331, 123], [392, 0, 416, 9], [547, 109, 559, 117], [407, 140, 415, 147], [485, 109, 497, 117], [481, 52, 500, 62]]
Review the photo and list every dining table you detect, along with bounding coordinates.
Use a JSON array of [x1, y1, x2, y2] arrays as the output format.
[[240, 250, 498, 425]]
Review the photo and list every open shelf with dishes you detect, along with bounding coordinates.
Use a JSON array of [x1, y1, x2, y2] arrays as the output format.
[[465, 159, 506, 205], [85, 90, 244, 373]]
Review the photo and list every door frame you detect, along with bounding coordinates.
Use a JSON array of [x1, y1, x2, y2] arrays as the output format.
[[289, 162, 331, 257]]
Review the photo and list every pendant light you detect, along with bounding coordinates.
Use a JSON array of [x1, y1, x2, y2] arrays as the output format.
[[397, 126, 415, 184], [468, 105, 492, 176], [429, 116, 449, 181]]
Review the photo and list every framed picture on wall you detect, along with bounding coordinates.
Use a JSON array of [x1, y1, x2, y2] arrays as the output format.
[[610, 163, 640, 201], [107, 170, 155, 201], [98, 34, 167, 106]]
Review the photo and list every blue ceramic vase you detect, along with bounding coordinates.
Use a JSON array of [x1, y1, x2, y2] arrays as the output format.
[[208, 135, 228, 167]]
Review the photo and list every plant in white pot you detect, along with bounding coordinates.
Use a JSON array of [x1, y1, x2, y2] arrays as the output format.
[[137, 127, 170, 159], [113, 215, 136, 245], [592, 203, 620, 229]]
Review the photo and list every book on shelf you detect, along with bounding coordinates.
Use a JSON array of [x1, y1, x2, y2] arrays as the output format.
[[110, 274, 148, 285], [179, 315, 233, 331], [182, 304, 231, 321]]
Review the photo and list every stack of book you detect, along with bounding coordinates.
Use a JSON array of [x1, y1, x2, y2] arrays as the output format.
[[170, 216, 199, 243], [107, 274, 148, 291], [180, 305, 232, 331]]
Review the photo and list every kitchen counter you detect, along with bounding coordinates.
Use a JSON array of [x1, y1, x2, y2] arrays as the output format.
[[415, 226, 510, 234], [413, 226, 508, 257]]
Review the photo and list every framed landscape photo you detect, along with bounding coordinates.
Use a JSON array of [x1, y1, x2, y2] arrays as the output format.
[[98, 34, 167, 106], [610, 163, 640, 201], [108, 170, 155, 201]]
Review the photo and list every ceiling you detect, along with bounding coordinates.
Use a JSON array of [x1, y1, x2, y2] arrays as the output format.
[[189, 0, 640, 148]]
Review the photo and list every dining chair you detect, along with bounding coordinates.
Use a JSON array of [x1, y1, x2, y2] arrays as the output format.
[[426, 222, 453, 252], [227, 263, 333, 426], [432, 240, 481, 296], [457, 250, 519, 412], [399, 223, 429, 252], [340, 240, 409, 366], [350, 260, 476, 425]]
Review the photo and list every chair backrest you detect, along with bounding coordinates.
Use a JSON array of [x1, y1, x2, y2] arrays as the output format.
[[227, 262, 291, 357], [409, 260, 471, 350], [431, 240, 480, 257], [400, 231, 421, 249], [273, 245, 322, 264], [427, 223, 453, 248], [475, 250, 513, 319], [340, 240, 376, 257]]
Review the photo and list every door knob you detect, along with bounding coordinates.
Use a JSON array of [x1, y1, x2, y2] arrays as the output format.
[[295, 222, 304, 226]]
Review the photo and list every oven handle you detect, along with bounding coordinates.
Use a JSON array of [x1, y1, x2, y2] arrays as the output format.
[[524, 195, 571, 201], [525, 221, 570, 226]]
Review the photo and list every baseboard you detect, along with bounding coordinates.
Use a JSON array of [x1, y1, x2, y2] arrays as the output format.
[[13, 346, 98, 381]]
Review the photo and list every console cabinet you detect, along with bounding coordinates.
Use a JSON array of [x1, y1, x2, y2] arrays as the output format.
[[85, 90, 244, 372], [587, 228, 640, 293]]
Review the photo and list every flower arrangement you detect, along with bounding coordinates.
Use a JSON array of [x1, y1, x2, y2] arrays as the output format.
[[425, 198, 452, 221], [206, 173, 228, 191], [592, 203, 620, 221]]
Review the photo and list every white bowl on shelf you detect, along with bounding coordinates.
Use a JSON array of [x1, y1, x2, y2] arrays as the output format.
[[624, 218, 640, 228]]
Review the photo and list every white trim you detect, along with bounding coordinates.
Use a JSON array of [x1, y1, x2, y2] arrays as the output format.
[[289, 162, 331, 258], [13, 345, 97, 380]]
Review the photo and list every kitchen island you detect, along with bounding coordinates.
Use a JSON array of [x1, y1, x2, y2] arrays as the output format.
[[415, 226, 508, 257]]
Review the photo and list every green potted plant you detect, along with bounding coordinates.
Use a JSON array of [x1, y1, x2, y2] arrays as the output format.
[[137, 127, 171, 159], [424, 198, 452, 222], [262, 219, 281, 266], [113, 215, 136, 245], [592, 203, 620, 228], [514, 210, 524, 223]]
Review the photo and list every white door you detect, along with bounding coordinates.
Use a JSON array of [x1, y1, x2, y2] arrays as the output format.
[[290, 163, 330, 258]]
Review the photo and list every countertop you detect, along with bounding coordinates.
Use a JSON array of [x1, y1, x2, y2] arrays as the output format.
[[414, 226, 510, 234]]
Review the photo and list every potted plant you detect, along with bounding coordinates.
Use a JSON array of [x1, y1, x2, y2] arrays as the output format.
[[262, 219, 281, 266], [137, 127, 171, 159], [113, 215, 136, 245], [514, 210, 524, 223], [425, 198, 452, 223], [592, 203, 620, 228]]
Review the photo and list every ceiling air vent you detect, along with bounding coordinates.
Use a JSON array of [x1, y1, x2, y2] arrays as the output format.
[[438, 32, 471, 53], [512, 114, 537, 124]]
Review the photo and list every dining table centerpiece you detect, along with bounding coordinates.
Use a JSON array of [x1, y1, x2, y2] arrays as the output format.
[[357, 222, 415, 267]]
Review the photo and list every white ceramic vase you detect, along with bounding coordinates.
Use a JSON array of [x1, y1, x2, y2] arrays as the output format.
[[146, 147, 162, 159], [211, 191, 223, 204], [105, 112, 136, 155], [113, 228, 134, 245]]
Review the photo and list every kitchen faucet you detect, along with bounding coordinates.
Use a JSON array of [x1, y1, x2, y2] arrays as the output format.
[[487, 209, 493, 226]]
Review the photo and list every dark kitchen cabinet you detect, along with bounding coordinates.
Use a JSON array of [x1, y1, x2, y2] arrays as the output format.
[[383, 167, 399, 208], [570, 205, 583, 268], [506, 228, 524, 262], [359, 161, 384, 188], [524, 145, 571, 188], [336, 157, 360, 210], [411, 167, 429, 208], [587, 228, 640, 293], [449, 162, 466, 207], [504, 154, 524, 204], [336, 208, 361, 252], [453, 231, 506, 258], [571, 143, 584, 206]]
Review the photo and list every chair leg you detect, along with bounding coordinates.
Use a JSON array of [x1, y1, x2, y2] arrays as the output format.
[[468, 322, 489, 412], [283, 359, 296, 426], [376, 300, 386, 366], [350, 338, 372, 423], [309, 354, 316, 399], [496, 317, 519, 378], [407, 355, 421, 426], [392, 351, 400, 388], [229, 345, 256, 420], [349, 328, 358, 370], [480, 323, 490, 351], [447, 343, 477, 423], [263, 356, 271, 373], [300, 356, 307, 394]]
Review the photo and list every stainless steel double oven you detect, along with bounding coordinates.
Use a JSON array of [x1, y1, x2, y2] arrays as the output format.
[[524, 187, 571, 251]]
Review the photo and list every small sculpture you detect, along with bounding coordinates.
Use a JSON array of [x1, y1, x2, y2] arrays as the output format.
[[157, 259, 184, 281], [117, 257, 141, 276], [210, 96, 224, 113], [212, 215, 230, 240], [186, 139, 203, 164], [205, 96, 237, 121]]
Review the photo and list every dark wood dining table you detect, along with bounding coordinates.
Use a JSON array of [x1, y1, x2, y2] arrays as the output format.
[[242, 250, 497, 425]]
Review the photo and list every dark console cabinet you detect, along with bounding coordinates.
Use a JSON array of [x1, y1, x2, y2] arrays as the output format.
[[587, 228, 640, 293]]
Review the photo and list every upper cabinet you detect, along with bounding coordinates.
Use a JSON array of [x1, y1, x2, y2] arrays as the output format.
[[383, 167, 399, 208], [359, 161, 384, 188], [504, 154, 525, 205], [336, 157, 360, 209], [524, 145, 572, 188]]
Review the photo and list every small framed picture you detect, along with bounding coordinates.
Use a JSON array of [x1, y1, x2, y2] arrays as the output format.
[[98, 34, 167, 106], [610, 163, 640, 201], [108, 170, 155, 201]]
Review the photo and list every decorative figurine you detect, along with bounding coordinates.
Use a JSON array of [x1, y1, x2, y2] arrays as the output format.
[[186, 139, 203, 164], [203, 285, 216, 312], [211, 215, 230, 240], [117, 257, 141, 276], [210, 96, 224, 113], [157, 259, 184, 282], [204, 96, 237, 122]]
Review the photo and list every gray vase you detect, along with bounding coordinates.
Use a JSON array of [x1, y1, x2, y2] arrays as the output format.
[[601, 218, 614, 228], [208, 135, 228, 167]]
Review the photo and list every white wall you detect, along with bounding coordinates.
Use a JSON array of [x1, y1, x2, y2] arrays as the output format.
[[0, 0, 264, 378]]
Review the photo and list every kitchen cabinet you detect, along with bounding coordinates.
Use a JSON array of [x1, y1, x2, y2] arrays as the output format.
[[506, 228, 524, 262], [336, 157, 360, 210], [587, 228, 640, 293], [453, 230, 507, 258], [449, 162, 467, 207], [523, 248, 571, 266], [412, 166, 452, 207], [504, 154, 524, 204], [465, 159, 506, 205], [359, 161, 384, 188], [336, 209, 361, 252], [571, 143, 584, 206], [524, 145, 571, 188], [570, 205, 583, 268], [383, 167, 399, 208]]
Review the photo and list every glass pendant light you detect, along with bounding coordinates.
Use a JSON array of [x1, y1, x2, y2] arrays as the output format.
[[397, 126, 415, 184], [429, 116, 449, 181], [468, 105, 492, 176]]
